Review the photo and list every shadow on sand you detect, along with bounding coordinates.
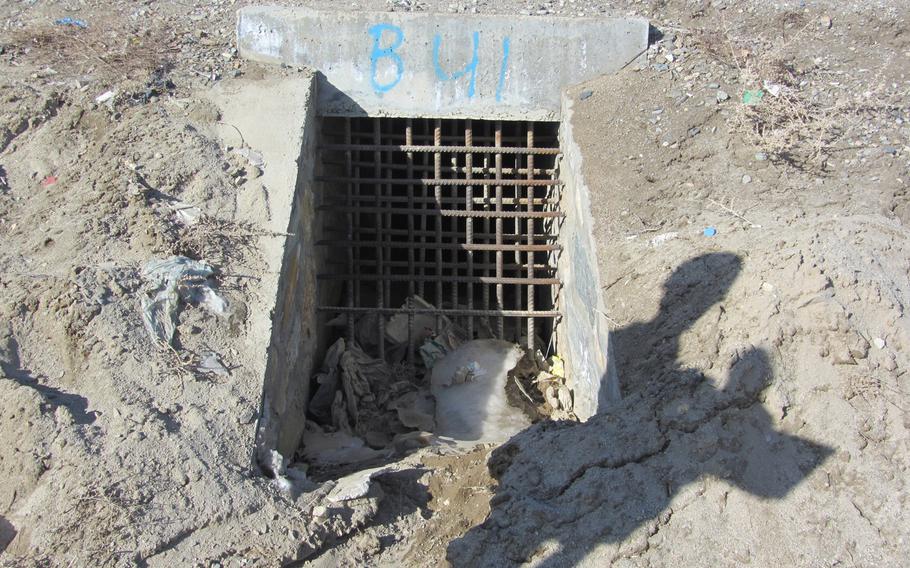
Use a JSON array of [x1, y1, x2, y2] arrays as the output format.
[[447, 252, 833, 566]]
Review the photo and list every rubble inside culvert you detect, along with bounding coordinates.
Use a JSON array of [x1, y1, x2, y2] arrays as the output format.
[[297, 295, 574, 479]]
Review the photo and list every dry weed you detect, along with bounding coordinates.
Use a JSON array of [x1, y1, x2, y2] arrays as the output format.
[[172, 214, 268, 266], [694, 16, 900, 170], [3, 20, 177, 84]]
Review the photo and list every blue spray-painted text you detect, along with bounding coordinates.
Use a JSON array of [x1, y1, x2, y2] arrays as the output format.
[[367, 24, 511, 102], [368, 23, 405, 94]]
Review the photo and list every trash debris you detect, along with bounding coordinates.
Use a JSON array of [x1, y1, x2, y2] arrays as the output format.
[[140, 256, 228, 345], [650, 231, 678, 247], [742, 89, 764, 105], [198, 351, 229, 377], [302, 421, 386, 467], [40, 175, 57, 187], [704, 227, 717, 237], [385, 295, 438, 346], [95, 90, 117, 104], [579, 89, 594, 100], [873, 337, 886, 349], [430, 339, 529, 442], [763, 81, 784, 98], [387, 390, 435, 432], [169, 201, 202, 226], [308, 338, 346, 423], [327, 464, 395, 502], [233, 147, 264, 168], [54, 17, 88, 28]]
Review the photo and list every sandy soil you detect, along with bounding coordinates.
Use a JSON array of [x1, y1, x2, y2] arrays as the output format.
[[1, 0, 909, 566]]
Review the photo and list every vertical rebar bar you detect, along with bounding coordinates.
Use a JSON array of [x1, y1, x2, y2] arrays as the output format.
[[434, 119, 443, 333], [418, 119, 428, 300], [405, 120, 415, 365], [374, 119, 385, 360], [526, 123, 535, 351], [494, 120, 504, 338], [465, 119, 474, 340], [344, 118, 355, 344]]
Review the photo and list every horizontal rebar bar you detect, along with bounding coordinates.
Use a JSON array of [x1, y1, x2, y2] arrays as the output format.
[[318, 306, 562, 318], [319, 143, 561, 155], [319, 205, 564, 219], [316, 176, 562, 187], [317, 273, 560, 285], [323, 195, 558, 207], [324, 258, 555, 272], [321, 159, 557, 176], [323, 226, 558, 242], [316, 239, 562, 252]]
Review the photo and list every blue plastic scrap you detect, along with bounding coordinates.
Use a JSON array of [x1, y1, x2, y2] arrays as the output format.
[[703, 227, 717, 237], [54, 17, 88, 28]]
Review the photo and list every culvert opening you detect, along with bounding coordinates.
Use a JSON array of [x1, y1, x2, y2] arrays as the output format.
[[266, 113, 612, 482]]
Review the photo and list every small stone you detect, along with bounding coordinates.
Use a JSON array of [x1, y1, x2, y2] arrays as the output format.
[[873, 337, 886, 349], [819, 15, 832, 29], [742, 174, 752, 184], [579, 89, 593, 101], [755, 152, 768, 161], [716, 89, 729, 103], [882, 145, 898, 156], [688, 127, 700, 137], [313, 505, 328, 517]]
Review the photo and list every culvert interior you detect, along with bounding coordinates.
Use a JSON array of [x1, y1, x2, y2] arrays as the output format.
[[315, 116, 564, 356]]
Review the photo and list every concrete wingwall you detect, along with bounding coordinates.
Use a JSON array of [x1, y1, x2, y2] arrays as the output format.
[[556, 93, 619, 420], [255, 76, 322, 465], [237, 6, 648, 120]]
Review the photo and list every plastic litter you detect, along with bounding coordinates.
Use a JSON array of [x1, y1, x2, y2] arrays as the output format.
[[169, 201, 202, 226], [742, 89, 764, 105], [198, 351, 229, 377], [430, 339, 529, 442], [704, 227, 717, 237], [54, 17, 88, 28], [233, 147, 264, 168], [40, 175, 57, 187], [94, 90, 116, 104], [579, 89, 594, 100], [140, 256, 228, 345], [650, 231, 678, 247]]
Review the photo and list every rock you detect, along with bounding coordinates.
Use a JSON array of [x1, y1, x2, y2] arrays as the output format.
[[716, 89, 729, 103], [873, 337, 886, 349], [820, 15, 833, 29], [579, 89, 593, 101], [742, 174, 752, 184], [755, 152, 768, 161]]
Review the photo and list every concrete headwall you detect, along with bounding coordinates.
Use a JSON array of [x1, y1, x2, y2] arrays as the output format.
[[556, 94, 619, 419], [237, 6, 647, 120]]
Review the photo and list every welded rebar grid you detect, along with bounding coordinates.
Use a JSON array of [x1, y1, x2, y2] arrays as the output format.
[[316, 117, 563, 354]]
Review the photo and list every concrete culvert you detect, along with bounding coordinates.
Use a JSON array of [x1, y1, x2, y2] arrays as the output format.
[[246, 6, 641, 483]]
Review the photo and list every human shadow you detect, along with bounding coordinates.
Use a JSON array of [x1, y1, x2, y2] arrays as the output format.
[[447, 253, 833, 567]]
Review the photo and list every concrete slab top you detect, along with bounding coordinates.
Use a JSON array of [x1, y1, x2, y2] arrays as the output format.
[[237, 6, 648, 119]]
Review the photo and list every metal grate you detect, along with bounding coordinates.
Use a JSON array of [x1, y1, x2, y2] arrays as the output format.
[[316, 117, 563, 363]]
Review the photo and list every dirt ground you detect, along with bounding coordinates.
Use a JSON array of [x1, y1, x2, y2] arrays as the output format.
[[1, 0, 909, 566]]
